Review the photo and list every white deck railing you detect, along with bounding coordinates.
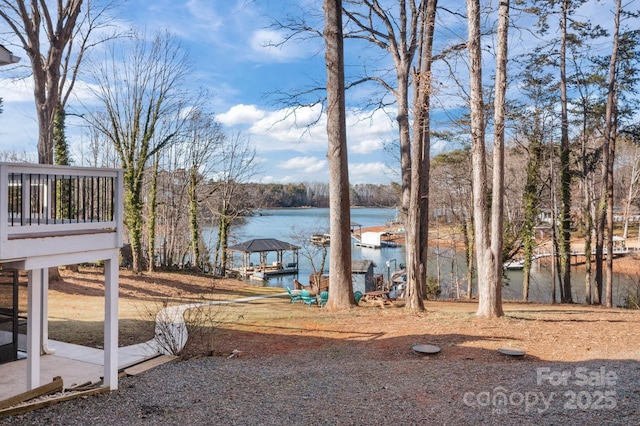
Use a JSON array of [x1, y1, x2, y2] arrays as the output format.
[[0, 163, 123, 261]]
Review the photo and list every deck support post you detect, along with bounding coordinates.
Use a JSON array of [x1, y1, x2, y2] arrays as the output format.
[[103, 254, 119, 389], [26, 269, 43, 390]]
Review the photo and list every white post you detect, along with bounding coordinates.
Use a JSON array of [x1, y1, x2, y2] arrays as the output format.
[[41, 268, 55, 354], [27, 269, 43, 390], [103, 255, 119, 389]]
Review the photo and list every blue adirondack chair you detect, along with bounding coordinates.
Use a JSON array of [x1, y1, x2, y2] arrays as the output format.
[[319, 291, 329, 307], [300, 289, 317, 307], [286, 287, 302, 304]]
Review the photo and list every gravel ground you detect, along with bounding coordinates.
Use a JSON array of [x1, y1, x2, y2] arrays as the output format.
[[2, 347, 639, 425]]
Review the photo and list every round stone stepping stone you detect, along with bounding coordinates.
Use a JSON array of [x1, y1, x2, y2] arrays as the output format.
[[497, 347, 525, 357], [412, 344, 441, 355]]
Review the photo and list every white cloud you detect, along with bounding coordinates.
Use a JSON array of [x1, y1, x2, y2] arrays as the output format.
[[278, 156, 327, 174], [220, 103, 400, 169], [346, 108, 397, 154], [248, 105, 327, 151], [0, 106, 38, 153], [351, 138, 383, 154], [139, 0, 225, 44], [217, 104, 266, 126], [250, 28, 319, 63], [0, 78, 33, 103], [185, 0, 224, 29], [349, 162, 394, 184]]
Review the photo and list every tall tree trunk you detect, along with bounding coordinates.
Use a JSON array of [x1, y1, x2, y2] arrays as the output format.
[[324, 0, 353, 310], [582, 133, 593, 305], [406, 0, 437, 312], [559, 0, 572, 303], [0, 1, 84, 165], [594, 196, 605, 304], [188, 168, 200, 268], [550, 151, 558, 304], [398, 75, 412, 221], [215, 201, 232, 276], [147, 154, 159, 272], [53, 105, 70, 166], [487, 0, 509, 317], [467, 0, 490, 317], [522, 140, 542, 302], [418, 0, 437, 304], [603, 0, 621, 308], [465, 219, 474, 299], [52, 103, 75, 275], [469, 0, 507, 318], [124, 168, 144, 272]]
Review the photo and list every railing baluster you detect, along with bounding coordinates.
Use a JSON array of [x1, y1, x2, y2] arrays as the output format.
[[5, 166, 119, 230], [90, 176, 95, 222], [52, 174, 57, 222]]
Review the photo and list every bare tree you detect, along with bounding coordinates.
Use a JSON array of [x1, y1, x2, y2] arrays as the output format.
[[601, 0, 623, 308], [556, 0, 573, 303], [290, 222, 330, 284], [88, 31, 197, 272], [467, 0, 509, 318], [207, 132, 260, 276], [484, 0, 509, 317], [343, 0, 423, 219], [0, 0, 117, 164], [405, 0, 437, 312], [146, 112, 223, 273], [184, 111, 225, 270], [153, 157, 191, 269], [429, 149, 474, 297], [618, 138, 640, 240], [324, 0, 354, 310], [147, 152, 161, 272]]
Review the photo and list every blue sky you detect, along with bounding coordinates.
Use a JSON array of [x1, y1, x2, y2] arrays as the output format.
[[0, 0, 405, 185], [0, 1, 632, 184]]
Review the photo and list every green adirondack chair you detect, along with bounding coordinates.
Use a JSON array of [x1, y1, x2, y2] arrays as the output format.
[[354, 291, 363, 305], [301, 289, 317, 307], [286, 287, 302, 304], [319, 291, 329, 307]]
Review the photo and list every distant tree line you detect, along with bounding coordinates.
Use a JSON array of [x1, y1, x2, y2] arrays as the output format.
[[239, 182, 400, 208]]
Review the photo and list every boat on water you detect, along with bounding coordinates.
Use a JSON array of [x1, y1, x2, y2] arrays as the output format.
[[250, 271, 268, 281], [309, 233, 330, 246], [503, 259, 525, 270]]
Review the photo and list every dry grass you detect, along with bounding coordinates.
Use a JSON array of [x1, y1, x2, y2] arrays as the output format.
[[14, 266, 640, 364]]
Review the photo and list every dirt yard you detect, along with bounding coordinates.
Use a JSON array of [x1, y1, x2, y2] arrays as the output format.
[[26, 265, 640, 364]]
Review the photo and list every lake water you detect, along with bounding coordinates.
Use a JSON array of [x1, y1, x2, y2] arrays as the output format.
[[219, 207, 405, 290], [209, 207, 637, 306]]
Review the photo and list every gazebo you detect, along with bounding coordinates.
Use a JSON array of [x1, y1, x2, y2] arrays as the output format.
[[227, 238, 299, 278]]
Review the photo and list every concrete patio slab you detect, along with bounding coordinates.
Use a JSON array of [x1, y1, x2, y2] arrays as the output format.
[[0, 339, 159, 401]]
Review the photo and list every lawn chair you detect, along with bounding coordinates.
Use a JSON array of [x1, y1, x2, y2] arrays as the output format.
[[319, 290, 329, 307], [300, 289, 317, 307], [286, 287, 302, 304], [354, 291, 363, 305]]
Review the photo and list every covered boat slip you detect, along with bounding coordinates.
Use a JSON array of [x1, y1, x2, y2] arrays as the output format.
[[227, 238, 300, 278]]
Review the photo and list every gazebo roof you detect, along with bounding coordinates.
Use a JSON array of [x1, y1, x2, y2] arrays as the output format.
[[227, 238, 299, 253]]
